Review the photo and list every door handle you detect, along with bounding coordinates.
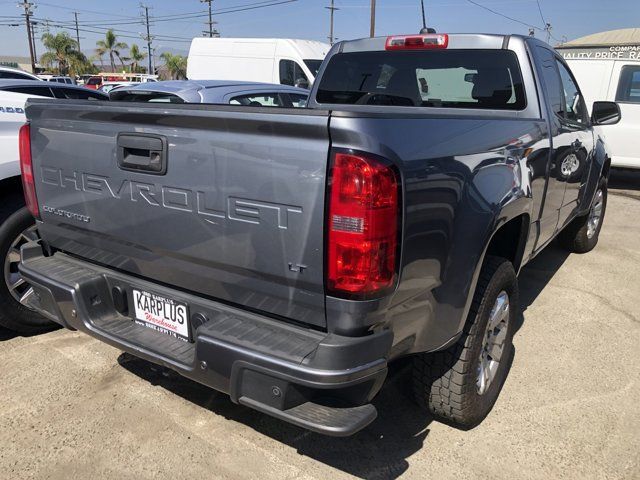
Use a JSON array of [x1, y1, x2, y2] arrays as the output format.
[[117, 133, 167, 174]]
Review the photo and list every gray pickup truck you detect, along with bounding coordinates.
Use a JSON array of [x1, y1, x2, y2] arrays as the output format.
[[18, 34, 620, 436]]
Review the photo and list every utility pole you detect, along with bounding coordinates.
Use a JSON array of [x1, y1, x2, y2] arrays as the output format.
[[73, 12, 81, 51], [201, 0, 217, 37], [141, 4, 153, 74], [30, 21, 37, 59], [420, 0, 426, 30], [544, 23, 552, 43], [369, 0, 376, 37], [326, 0, 338, 45], [18, 0, 36, 73]]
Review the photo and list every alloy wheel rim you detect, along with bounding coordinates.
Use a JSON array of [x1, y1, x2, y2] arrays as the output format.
[[3, 224, 38, 308], [476, 290, 509, 395], [587, 189, 604, 239]]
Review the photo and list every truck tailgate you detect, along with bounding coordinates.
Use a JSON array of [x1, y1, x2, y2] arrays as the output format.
[[26, 100, 329, 328]]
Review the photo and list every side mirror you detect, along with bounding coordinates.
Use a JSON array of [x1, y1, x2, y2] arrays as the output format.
[[294, 78, 310, 89], [591, 101, 621, 125]]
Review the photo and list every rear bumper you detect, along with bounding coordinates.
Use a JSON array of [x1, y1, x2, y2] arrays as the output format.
[[19, 244, 391, 436]]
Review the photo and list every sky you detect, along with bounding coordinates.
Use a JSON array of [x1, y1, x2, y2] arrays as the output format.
[[0, 0, 638, 60]]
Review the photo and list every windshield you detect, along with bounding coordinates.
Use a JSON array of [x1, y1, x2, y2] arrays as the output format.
[[316, 50, 526, 110], [304, 59, 323, 77]]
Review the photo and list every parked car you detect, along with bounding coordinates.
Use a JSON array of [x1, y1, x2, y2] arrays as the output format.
[[0, 79, 109, 100], [109, 80, 309, 106], [0, 66, 41, 81], [0, 82, 107, 333], [187, 38, 329, 88], [18, 33, 618, 435], [557, 46, 639, 169]]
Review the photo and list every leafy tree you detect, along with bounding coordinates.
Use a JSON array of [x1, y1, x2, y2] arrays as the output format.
[[40, 32, 85, 75], [128, 44, 147, 73], [160, 52, 187, 79], [95, 29, 128, 72]]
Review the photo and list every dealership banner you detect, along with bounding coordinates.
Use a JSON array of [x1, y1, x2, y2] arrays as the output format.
[[556, 45, 640, 61]]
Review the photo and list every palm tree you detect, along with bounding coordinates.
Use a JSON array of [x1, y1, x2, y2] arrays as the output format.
[[160, 52, 187, 80], [95, 30, 128, 72], [40, 32, 85, 75], [128, 44, 147, 73]]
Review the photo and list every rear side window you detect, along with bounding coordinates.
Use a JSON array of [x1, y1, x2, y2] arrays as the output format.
[[288, 93, 308, 108], [86, 77, 101, 86], [229, 93, 284, 107], [316, 49, 526, 109], [616, 65, 640, 103], [536, 47, 564, 117], [0, 71, 35, 80], [53, 88, 107, 100], [111, 92, 184, 103], [4, 86, 54, 97]]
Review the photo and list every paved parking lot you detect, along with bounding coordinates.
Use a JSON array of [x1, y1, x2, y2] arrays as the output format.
[[1, 170, 639, 480]]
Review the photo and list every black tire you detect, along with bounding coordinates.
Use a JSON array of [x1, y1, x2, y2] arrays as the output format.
[[559, 180, 607, 254], [412, 256, 517, 428], [0, 207, 55, 334]]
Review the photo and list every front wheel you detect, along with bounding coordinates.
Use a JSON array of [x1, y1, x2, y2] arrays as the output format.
[[412, 256, 517, 428], [0, 207, 55, 334], [559, 182, 607, 254]]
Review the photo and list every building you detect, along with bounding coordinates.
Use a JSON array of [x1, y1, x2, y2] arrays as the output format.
[[556, 28, 640, 62], [0, 55, 39, 73]]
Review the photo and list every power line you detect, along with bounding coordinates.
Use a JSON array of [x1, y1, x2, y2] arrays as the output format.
[[535, 0, 546, 25], [465, 0, 542, 32]]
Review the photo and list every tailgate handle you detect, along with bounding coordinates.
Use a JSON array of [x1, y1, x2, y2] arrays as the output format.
[[117, 133, 167, 174]]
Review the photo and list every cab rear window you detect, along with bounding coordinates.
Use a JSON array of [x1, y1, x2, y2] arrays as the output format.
[[316, 49, 526, 110]]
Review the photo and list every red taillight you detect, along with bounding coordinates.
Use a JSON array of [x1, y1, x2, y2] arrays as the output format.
[[326, 152, 400, 298], [385, 34, 449, 50], [19, 123, 39, 219]]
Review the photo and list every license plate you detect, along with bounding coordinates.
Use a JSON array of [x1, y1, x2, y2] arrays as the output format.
[[132, 289, 190, 342]]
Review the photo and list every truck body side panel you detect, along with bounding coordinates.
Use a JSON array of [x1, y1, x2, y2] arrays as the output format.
[[326, 113, 547, 354]]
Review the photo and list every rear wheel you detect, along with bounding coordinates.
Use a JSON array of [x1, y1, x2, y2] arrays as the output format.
[[412, 256, 517, 428], [0, 207, 55, 334], [559, 181, 607, 254]]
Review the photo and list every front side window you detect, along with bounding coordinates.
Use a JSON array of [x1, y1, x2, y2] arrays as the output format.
[[279, 60, 309, 86], [556, 60, 588, 124], [316, 49, 526, 109], [229, 93, 284, 107], [616, 65, 640, 103]]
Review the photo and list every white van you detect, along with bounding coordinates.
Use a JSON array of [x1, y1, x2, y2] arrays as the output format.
[[187, 38, 330, 88], [558, 45, 640, 169]]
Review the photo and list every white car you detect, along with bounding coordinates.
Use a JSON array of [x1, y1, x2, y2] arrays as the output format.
[[0, 66, 41, 81], [560, 53, 639, 169], [0, 86, 107, 333]]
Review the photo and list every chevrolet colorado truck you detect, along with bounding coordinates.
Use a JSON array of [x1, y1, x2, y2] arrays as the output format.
[[18, 34, 620, 436]]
